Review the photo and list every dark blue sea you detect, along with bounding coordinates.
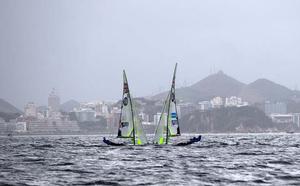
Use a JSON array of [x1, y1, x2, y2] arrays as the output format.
[[1, 134, 300, 185]]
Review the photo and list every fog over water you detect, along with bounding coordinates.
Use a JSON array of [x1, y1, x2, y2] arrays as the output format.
[[0, 0, 300, 108]]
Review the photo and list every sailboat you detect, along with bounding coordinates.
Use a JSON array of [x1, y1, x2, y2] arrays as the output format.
[[103, 70, 148, 146], [154, 63, 201, 145]]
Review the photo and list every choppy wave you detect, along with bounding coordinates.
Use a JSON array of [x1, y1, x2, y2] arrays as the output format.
[[1, 134, 300, 185]]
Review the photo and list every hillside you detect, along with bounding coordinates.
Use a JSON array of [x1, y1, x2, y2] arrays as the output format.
[[180, 106, 278, 133], [239, 79, 300, 103], [153, 71, 245, 102], [189, 71, 245, 99], [152, 71, 300, 104], [0, 98, 22, 113]]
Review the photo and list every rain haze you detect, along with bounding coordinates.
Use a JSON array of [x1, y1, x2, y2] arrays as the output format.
[[0, 0, 300, 109]]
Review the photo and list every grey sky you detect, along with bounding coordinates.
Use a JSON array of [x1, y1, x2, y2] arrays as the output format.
[[0, 0, 300, 109]]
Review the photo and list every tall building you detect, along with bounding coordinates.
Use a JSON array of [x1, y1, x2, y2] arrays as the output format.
[[48, 89, 60, 113], [24, 102, 37, 118], [264, 101, 287, 115]]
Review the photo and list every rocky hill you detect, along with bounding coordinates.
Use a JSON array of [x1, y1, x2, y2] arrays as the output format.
[[152, 71, 300, 104]]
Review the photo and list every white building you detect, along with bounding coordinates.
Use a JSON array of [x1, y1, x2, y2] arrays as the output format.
[[111, 107, 121, 114], [95, 102, 110, 117], [27, 119, 79, 133], [211, 97, 224, 108], [270, 114, 293, 124], [225, 96, 249, 107], [292, 113, 300, 127], [48, 89, 60, 113], [73, 108, 96, 122], [37, 112, 45, 120], [198, 101, 212, 111], [106, 108, 121, 130], [0, 118, 5, 134], [269, 113, 300, 127], [16, 122, 27, 132], [177, 103, 194, 117], [153, 113, 160, 126], [138, 112, 149, 123], [24, 102, 37, 118], [265, 101, 287, 115]]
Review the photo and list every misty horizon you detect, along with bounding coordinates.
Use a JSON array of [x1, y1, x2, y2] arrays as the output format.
[[1, 0, 300, 109], [2, 70, 300, 110]]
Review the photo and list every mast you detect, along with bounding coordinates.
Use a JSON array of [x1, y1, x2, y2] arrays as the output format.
[[166, 63, 178, 144], [173, 68, 180, 136]]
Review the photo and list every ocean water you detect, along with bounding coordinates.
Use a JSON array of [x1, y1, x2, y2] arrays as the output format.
[[1, 134, 300, 186]]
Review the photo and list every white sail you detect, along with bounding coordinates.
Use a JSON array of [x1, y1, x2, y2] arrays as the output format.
[[154, 93, 170, 144], [134, 116, 148, 145], [154, 63, 181, 144], [117, 70, 147, 145], [118, 71, 134, 138]]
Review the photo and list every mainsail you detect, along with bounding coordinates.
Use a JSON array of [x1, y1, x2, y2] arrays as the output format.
[[154, 63, 181, 145], [117, 70, 147, 145]]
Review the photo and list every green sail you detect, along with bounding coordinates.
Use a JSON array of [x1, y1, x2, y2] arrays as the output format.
[[154, 93, 170, 144], [168, 63, 180, 137], [117, 70, 147, 145], [134, 116, 148, 145], [117, 71, 134, 138], [154, 63, 181, 144]]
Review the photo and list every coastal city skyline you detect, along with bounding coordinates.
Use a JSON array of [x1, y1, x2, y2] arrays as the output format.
[[2, 66, 300, 136], [1, 0, 300, 109], [1, 1, 300, 185], [1, 70, 300, 110]]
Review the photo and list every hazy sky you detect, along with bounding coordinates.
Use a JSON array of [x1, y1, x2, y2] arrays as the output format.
[[0, 0, 300, 109]]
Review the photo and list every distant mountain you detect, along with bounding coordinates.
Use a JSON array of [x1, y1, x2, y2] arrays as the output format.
[[151, 71, 300, 104], [189, 70, 245, 100], [153, 71, 245, 102], [0, 98, 22, 113], [60, 100, 80, 112], [239, 79, 300, 103]]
